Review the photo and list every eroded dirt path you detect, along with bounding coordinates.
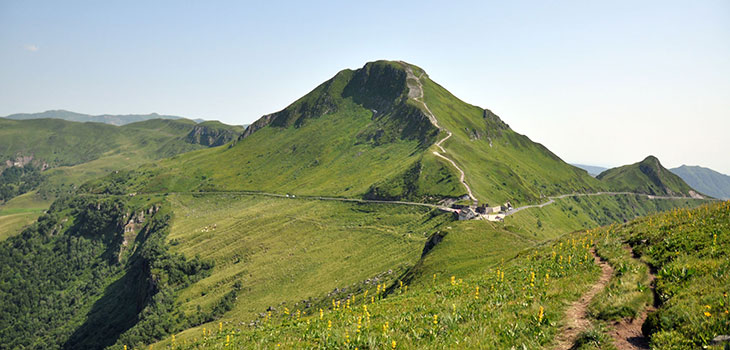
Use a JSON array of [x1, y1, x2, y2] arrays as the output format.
[[608, 248, 656, 350], [403, 64, 477, 203], [553, 249, 614, 349]]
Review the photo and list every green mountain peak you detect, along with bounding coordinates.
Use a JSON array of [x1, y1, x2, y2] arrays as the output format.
[[597, 155, 700, 197]]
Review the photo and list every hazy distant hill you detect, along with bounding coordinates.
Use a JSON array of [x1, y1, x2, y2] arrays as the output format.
[[571, 163, 608, 177], [596, 156, 699, 197], [4, 109, 206, 126], [670, 165, 730, 199]]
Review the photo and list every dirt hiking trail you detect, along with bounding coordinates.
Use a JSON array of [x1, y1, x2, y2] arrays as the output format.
[[553, 249, 613, 349]]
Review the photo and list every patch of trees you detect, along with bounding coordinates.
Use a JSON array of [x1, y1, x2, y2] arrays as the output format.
[[0, 165, 43, 202], [0, 195, 214, 350]]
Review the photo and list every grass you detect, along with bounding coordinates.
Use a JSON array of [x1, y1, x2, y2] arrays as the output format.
[[0, 191, 51, 240], [418, 73, 605, 206], [147, 194, 453, 347], [146, 225, 605, 349], [596, 156, 695, 196], [591, 228, 653, 321], [571, 327, 617, 350], [137, 193, 710, 349], [580, 201, 730, 349], [0, 117, 242, 240], [91, 60, 685, 209]]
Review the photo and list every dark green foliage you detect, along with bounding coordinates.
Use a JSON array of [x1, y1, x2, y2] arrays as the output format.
[[0, 196, 127, 350], [0, 195, 213, 350], [0, 165, 44, 202]]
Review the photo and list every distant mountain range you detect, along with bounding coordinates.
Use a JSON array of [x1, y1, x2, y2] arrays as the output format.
[[3, 109, 206, 126], [670, 165, 730, 200], [571, 164, 608, 177]]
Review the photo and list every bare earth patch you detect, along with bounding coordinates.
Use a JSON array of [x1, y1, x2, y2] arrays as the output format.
[[553, 249, 614, 350], [608, 247, 657, 350]]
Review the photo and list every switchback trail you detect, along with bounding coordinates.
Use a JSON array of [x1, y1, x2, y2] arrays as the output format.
[[404, 64, 477, 203], [553, 249, 614, 349]]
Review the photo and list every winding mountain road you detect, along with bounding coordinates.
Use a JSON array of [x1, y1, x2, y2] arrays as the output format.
[[506, 191, 705, 216]]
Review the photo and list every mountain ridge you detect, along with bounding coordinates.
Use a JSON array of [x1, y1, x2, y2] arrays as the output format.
[[3, 109, 209, 126], [670, 165, 730, 199], [597, 155, 702, 198]]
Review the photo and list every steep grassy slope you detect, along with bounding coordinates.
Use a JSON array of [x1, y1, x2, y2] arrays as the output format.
[[3, 110, 199, 126], [671, 165, 730, 200], [415, 71, 604, 205], [99, 61, 463, 202], [597, 156, 699, 197], [171, 228, 603, 349]]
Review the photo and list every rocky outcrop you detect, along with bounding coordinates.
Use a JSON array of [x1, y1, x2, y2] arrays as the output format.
[[185, 124, 240, 147]]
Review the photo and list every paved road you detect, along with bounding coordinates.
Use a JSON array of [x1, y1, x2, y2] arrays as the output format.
[[506, 191, 707, 216]]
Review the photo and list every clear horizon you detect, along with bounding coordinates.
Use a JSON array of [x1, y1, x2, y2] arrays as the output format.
[[1, 1, 728, 173]]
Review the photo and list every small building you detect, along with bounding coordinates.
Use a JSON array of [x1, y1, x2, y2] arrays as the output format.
[[486, 206, 504, 214], [458, 207, 476, 221]]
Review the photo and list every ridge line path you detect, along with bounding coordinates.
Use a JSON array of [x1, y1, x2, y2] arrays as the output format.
[[553, 248, 614, 349], [404, 65, 477, 203]]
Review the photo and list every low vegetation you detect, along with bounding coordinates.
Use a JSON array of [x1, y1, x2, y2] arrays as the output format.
[[586, 201, 730, 349]]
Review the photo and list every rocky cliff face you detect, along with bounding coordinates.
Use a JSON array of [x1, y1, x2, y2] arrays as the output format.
[[185, 124, 240, 147]]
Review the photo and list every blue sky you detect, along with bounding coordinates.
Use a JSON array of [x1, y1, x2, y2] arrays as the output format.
[[1, 0, 729, 173]]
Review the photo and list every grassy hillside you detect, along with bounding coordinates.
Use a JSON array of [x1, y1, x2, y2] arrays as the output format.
[[588, 201, 730, 349], [1, 60, 720, 350], [88, 61, 606, 207], [0, 117, 242, 240], [671, 165, 730, 200], [416, 71, 604, 205], [87, 61, 463, 202], [597, 156, 699, 197], [142, 199, 723, 350]]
